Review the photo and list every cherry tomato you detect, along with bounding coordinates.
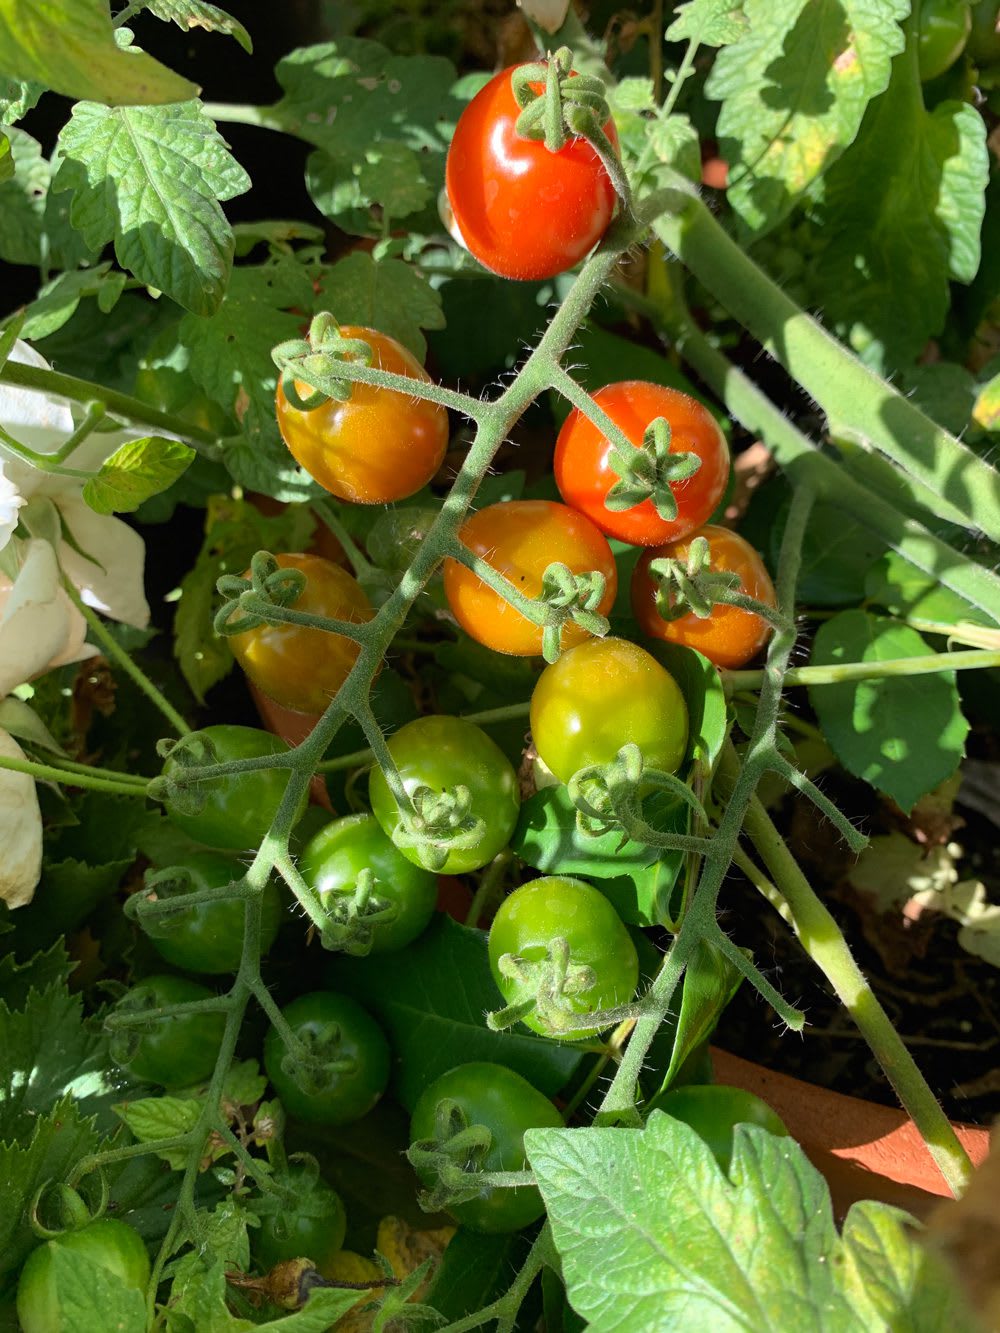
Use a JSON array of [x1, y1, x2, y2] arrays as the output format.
[[228, 553, 374, 715], [110, 975, 226, 1088], [554, 382, 730, 546], [139, 852, 283, 975], [443, 500, 618, 656], [163, 725, 306, 851], [530, 637, 689, 784], [263, 991, 390, 1126], [253, 1164, 347, 1272], [657, 1084, 789, 1174], [445, 64, 620, 280], [631, 525, 777, 669], [276, 326, 449, 503], [409, 1062, 562, 1232], [918, 0, 972, 80], [488, 876, 639, 1040], [300, 814, 438, 953], [368, 716, 521, 874], [17, 1219, 150, 1333]]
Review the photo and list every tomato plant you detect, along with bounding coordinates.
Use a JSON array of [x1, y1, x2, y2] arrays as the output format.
[[110, 975, 226, 1088], [263, 991, 391, 1125], [17, 1219, 150, 1333], [445, 63, 619, 280], [368, 716, 521, 873], [488, 876, 640, 1039], [252, 1163, 347, 1272], [276, 326, 449, 503], [530, 637, 689, 784], [140, 851, 283, 974], [299, 814, 437, 953], [228, 553, 374, 715], [163, 725, 306, 851], [554, 382, 730, 547], [443, 499, 618, 656], [631, 525, 777, 669], [969, 0, 1000, 64], [657, 1085, 789, 1174], [918, 0, 972, 79], [409, 1062, 562, 1232]]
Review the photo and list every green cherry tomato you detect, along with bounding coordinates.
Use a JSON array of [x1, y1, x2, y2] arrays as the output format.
[[488, 877, 639, 1040], [529, 637, 689, 785], [163, 725, 307, 851], [263, 991, 390, 1126], [300, 814, 437, 954], [410, 1062, 562, 1233], [918, 0, 972, 80], [368, 716, 521, 874], [253, 1164, 347, 1272], [969, 0, 1000, 65], [111, 974, 226, 1088], [657, 1084, 789, 1174], [140, 852, 283, 974], [17, 1219, 151, 1333]]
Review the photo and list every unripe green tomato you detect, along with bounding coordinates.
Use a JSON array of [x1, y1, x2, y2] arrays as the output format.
[[253, 1165, 347, 1271], [111, 974, 226, 1087], [17, 1219, 150, 1333], [969, 0, 1000, 65], [918, 0, 972, 80], [657, 1084, 789, 1174]]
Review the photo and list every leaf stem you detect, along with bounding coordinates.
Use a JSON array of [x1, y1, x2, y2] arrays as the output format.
[[0, 752, 148, 798], [727, 648, 1000, 691]]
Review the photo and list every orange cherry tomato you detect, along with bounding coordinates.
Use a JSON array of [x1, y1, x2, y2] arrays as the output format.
[[443, 500, 618, 656], [275, 326, 449, 504], [631, 525, 776, 669], [228, 553, 374, 715]]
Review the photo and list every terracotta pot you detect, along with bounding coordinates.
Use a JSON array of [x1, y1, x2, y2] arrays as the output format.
[[711, 1047, 991, 1218]]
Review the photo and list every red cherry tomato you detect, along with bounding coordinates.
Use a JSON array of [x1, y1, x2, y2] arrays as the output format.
[[445, 64, 620, 280], [554, 382, 730, 547], [443, 500, 618, 656], [276, 326, 449, 504], [631, 525, 776, 669]]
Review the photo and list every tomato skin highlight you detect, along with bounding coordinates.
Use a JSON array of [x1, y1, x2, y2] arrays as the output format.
[[445, 65, 619, 280], [276, 326, 449, 504], [488, 876, 639, 1040], [17, 1219, 150, 1333], [554, 381, 730, 546], [252, 1165, 347, 1272], [657, 1084, 789, 1174], [263, 991, 390, 1126], [409, 1062, 562, 1232], [228, 553, 374, 715], [918, 0, 972, 80], [530, 636, 689, 784], [443, 500, 618, 656], [631, 525, 777, 669], [111, 974, 226, 1088]]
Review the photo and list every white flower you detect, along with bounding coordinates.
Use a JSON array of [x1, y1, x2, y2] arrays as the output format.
[[0, 462, 25, 549], [0, 728, 43, 909], [0, 539, 97, 697]]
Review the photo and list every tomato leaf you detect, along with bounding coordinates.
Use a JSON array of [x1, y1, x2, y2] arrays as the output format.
[[53, 100, 250, 317], [865, 550, 998, 630], [647, 939, 743, 1101], [646, 642, 728, 773], [665, 0, 748, 46], [317, 252, 445, 362], [0, 127, 96, 272], [45, 1241, 147, 1333], [82, 437, 196, 516], [0, 72, 43, 122], [706, 0, 908, 236], [527, 1116, 976, 1331], [114, 1097, 202, 1170], [0, 131, 12, 186], [142, 0, 252, 54], [427, 1229, 527, 1324], [809, 610, 969, 813]]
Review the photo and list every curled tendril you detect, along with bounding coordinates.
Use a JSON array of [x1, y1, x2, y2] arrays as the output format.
[[214, 549, 307, 637], [605, 416, 702, 522], [272, 313, 375, 409]]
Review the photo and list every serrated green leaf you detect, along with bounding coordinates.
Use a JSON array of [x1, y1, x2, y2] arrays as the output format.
[[665, 0, 749, 46], [19, 266, 125, 340], [647, 113, 702, 184], [0, 72, 43, 121], [46, 1243, 148, 1333], [357, 141, 432, 220], [0, 0, 195, 105], [0, 131, 11, 185], [114, 1097, 201, 1169], [809, 610, 969, 812], [145, 0, 252, 53], [318, 251, 444, 361], [220, 1057, 267, 1108], [82, 436, 195, 515], [527, 1115, 975, 1331], [54, 100, 249, 316], [707, 0, 908, 235], [0, 937, 74, 1010], [0, 127, 95, 270]]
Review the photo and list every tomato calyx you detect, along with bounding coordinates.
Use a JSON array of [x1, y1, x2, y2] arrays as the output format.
[[606, 416, 703, 523], [148, 731, 217, 816], [406, 1100, 496, 1212], [390, 781, 487, 872], [127, 862, 245, 935], [276, 1020, 359, 1099], [316, 867, 400, 956], [486, 935, 603, 1036], [272, 312, 375, 409], [215, 549, 308, 637], [644, 536, 785, 628]]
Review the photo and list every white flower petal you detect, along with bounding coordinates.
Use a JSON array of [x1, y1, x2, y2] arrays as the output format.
[[0, 728, 43, 908], [0, 461, 26, 552], [0, 539, 96, 695], [0, 340, 74, 449], [57, 496, 150, 629]]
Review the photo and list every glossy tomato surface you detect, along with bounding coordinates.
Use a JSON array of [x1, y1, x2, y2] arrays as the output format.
[[276, 326, 449, 504], [17, 1219, 150, 1333], [409, 1062, 562, 1232], [445, 64, 619, 280], [263, 991, 390, 1126], [443, 500, 618, 656], [111, 974, 226, 1088], [530, 637, 689, 783], [554, 381, 729, 546], [252, 1164, 347, 1271], [228, 553, 374, 715], [657, 1084, 789, 1174], [631, 525, 776, 669], [300, 814, 438, 953], [488, 877, 639, 1039], [368, 716, 521, 874], [918, 0, 972, 79]]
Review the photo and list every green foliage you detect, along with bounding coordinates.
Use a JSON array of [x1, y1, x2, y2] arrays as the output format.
[[83, 437, 196, 515], [141, 0, 252, 54]]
